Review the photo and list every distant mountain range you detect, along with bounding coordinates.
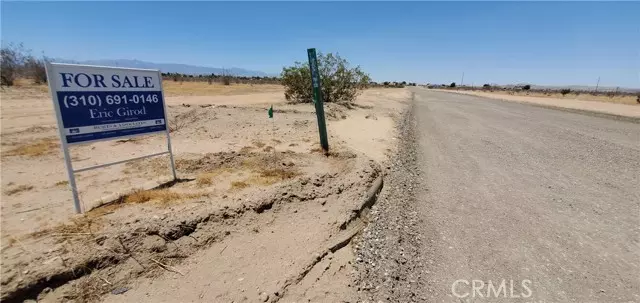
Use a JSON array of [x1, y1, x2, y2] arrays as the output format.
[[51, 59, 273, 77]]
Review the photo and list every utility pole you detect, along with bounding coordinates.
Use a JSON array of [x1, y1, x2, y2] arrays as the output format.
[[461, 72, 465, 87], [595, 76, 600, 93]]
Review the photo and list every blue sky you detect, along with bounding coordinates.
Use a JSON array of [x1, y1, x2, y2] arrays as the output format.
[[2, 1, 639, 88]]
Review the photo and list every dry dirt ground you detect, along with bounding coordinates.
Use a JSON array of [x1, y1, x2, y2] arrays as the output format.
[[0, 83, 410, 302], [437, 89, 640, 119]]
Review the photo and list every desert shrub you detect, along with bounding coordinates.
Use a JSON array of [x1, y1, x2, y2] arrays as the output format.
[[483, 84, 491, 89], [522, 84, 531, 90], [449, 82, 456, 88], [281, 52, 370, 104], [560, 89, 571, 96], [221, 69, 232, 86], [1, 43, 28, 86], [25, 57, 48, 84]]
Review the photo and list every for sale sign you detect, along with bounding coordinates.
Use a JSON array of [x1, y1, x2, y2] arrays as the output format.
[[46, 63, 167, 145]]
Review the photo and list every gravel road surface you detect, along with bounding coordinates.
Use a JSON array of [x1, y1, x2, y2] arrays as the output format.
[[357, 89, 639, 302]]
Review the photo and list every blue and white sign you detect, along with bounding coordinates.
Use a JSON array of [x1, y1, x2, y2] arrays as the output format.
[[46, 63, 177, 214], [47, 63, 167, 145]]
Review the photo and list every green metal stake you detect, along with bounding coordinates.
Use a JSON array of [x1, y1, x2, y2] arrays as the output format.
[[307, 48, 329, 153]]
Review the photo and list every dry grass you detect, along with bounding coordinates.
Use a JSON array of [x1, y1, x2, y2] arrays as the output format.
[[2, 237, 17, 249], [55, 180, 69, 187], [196, 175, 214, 187], [125, 155, 176, 176], [239, 146, 254, 153], [0, 78, 50, 100], [4, 138, 58, 158], [195, 167, 234, 187], [1, 78, 282, 101], [239, 156, 301, 186], [51, 216, 101, 235], [230, 168, 300, 190], [169, 109, 200, 133], [5, 184, 34, 196], [162, 81, 282, 97], [252, 141, 266, 148], [28, 215, 102, 243], [250, 168, 299, 185], [472, 90, 638, 105], [230, 181, 250, 190], [123, 188, 206, 205]]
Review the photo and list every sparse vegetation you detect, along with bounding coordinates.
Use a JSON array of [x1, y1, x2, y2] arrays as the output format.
[[195, 168, 233, 187], [197, 175, 214, 186], [281, 52, 370, 104], [5, 184, 34, 196], [123, 188, 206, 204], [55, 180, 69, 187], [230, 181, 250, 190], [4, 138, 58, 157], [28, 215, 102, 244], [25, 57, 48, 84], [161, 71, 279, 85], [440, 83, 638, 104], [1, 43, 27, 86], [169, 109, 199, 133], [239, 146, 254, 153], [221, 68, 232, 86], [1, 43, 49, 86]]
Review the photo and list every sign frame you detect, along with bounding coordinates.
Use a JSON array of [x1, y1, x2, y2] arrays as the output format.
[[45, 62, 177, 213]]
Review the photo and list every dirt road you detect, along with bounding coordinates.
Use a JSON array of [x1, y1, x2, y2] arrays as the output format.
[[357, 89, 639, 302]]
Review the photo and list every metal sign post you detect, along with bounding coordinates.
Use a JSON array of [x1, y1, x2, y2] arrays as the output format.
[[45, 63, 176, 213], [307, 48, 329, 152]]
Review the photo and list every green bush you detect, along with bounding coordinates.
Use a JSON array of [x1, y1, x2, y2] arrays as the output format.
[[281, 52, 370, 103], [449, 82, 456, 88]]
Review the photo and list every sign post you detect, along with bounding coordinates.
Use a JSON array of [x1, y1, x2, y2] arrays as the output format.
[[45, 63, 176, 213], [307, 48, 329, 152]]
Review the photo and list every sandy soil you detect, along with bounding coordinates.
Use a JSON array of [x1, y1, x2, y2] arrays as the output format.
[[0, 86, 409, 302], [436, 89, 640, 119]]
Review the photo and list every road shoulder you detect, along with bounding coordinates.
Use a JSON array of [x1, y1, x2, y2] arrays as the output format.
[[434, 89, 640, 122]]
